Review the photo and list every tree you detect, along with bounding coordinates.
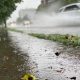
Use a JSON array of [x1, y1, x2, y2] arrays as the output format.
[[0, 0, 22, 27]]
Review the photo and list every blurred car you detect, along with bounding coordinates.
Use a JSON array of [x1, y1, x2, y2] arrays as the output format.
[[57, 3, 80, 26], [59, 3, 80, 13]]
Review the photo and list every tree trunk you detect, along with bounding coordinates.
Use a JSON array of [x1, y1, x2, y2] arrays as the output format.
[[4, 19, 7, 28]]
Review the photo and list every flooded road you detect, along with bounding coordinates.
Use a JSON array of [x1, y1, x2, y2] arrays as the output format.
[[7, 30, 80, 80]]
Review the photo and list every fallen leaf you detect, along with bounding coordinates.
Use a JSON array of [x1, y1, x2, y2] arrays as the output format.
[[21, 73, 36, 80]]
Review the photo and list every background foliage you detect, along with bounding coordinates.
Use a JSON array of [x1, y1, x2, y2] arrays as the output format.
[[64, 0, 79, 4], [0, 0, 22, 27]]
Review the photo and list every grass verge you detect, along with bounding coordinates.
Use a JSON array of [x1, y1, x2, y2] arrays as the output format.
[[29, 33, 80, 47], [7, 28, 80, 47], [7, 28, 24, 33]]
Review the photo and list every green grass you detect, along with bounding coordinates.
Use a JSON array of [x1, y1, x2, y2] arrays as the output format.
[[29, 33, 80, 47], [7, 28, 80, 47], [7, 28, 24, 33]]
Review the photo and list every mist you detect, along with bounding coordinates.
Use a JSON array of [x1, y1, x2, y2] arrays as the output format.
[[30, 9, 80, 27], [30, 12, 73, 27], [8, 0, 80, 28]]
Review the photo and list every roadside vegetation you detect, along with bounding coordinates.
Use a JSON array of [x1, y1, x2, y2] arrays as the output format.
[[29, 33, 80, 47], [64, 0, 79, 4], [7, 28, 80, 47], [8, 28, 24, 33]]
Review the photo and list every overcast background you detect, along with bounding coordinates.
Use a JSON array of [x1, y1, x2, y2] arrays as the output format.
[[9, 0, 41, 21]]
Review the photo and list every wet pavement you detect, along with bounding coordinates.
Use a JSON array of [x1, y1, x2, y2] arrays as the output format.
[[0, 28, 31, 80], [7, 30, 80, 80]]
